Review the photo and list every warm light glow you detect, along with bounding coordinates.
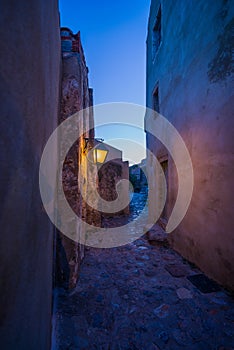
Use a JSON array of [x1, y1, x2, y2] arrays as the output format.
[[93, 148, 108, 164], [86, 139, 108, 164]]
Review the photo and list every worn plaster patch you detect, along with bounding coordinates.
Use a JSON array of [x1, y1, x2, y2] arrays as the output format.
[[207, 18, 234, 83]]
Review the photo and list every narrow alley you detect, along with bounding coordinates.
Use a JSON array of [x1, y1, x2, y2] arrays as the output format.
[[1, 1, 234, 349], [54, 193, 234, 350]]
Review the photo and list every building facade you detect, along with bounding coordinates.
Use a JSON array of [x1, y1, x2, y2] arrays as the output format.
[[0, 1, 60, 348], [97, 142, 129, 216], [145, 0, 234, 289], [57, 28, 101, 289]]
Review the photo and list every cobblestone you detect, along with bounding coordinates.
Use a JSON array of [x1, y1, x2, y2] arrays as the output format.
[[54, 193, 234, 349]]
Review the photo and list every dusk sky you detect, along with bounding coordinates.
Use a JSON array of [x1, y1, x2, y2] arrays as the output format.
[[59, 0, 151, 164]]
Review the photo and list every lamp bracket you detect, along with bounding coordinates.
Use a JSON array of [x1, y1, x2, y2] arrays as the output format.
[[84, 137, 104, 149]]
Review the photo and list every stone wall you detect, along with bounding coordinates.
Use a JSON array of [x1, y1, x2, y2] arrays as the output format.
[[146, 0, 234, 289], [57, 29, 101, 289], [96, 142, 129, 216], [0, 0, 60, 348], [98, 160, 130, 216]]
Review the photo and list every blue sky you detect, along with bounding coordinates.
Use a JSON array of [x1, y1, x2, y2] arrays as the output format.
[[59, 0, 151, 163]]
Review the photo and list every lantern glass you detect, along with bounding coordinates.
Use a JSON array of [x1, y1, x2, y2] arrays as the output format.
[[93, 148, 108, 164]]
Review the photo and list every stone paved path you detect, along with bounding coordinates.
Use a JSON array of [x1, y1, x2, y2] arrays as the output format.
[[54, 193, 234, 350]]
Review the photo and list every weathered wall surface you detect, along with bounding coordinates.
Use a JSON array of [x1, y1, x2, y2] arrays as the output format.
[[96, 142, 129, 216], [98, 159, 129, 216], [0, 1, 60, 349], [57, 30, 101, 289], [146, 0, 234, 289]]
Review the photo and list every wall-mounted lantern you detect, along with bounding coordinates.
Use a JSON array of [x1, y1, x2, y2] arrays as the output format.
[[84, 138, 108, 164]]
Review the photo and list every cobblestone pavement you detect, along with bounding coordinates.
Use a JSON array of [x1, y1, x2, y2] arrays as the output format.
[[54, 193, 234, 350]]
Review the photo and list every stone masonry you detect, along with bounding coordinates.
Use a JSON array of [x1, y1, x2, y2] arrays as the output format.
[[56, 28, 101, 289], [97, 142, 130, 217]]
